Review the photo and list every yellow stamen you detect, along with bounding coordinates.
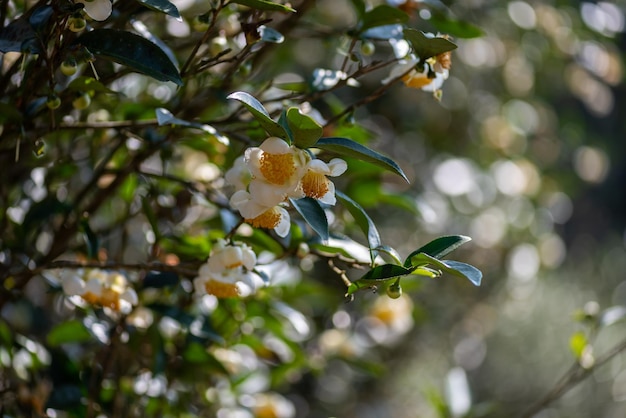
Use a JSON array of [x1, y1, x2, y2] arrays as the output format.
[[260, 153, 295, 185], [100, 288, 121, 311], [204, 279, 240, 298], [402, 73, 433, 89], [301, 171, 329, 199], [83, 292, 99, 305], [247, 208, 281, 229]]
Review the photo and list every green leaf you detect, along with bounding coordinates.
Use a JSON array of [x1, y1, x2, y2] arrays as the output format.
[[404, 235, 471, 267], [156, 108, 228, 144], [403, 28, 458, 60], [290, 197, 329, 241], [376, 245, 403, 265], [286, 107, 323, 148], [408, 252, 482, 286], [0, 16, 39, 53], [231, 0, 296, 13], [429, 13, 483, 39], [359, 264, 412, 281], [75, 29, 183, 85], [350, 0, 366, 17], [316, 137, 408, 182], [227, 91, 287, 139], [358, 5, 408, 33], [259, 25, 284, 43], [47, 320, 92, 347], [79, 219, 99, 260], [136, 0, 180, 18], [336, 191, 381, 264]]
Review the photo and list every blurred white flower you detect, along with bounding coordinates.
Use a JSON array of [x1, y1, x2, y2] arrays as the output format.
[[76, 0, 112, 21], [59, 269, 138, 313], [194, 240, 263, 298], [225, 156, 252, 191]]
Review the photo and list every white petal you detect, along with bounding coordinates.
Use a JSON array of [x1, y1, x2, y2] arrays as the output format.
[[318, 180, 336, 205], [307, 159, 330, 175], [121, 288, 138, 306], [327, 158, 348, 176], [248, 180, 288, 207], [241, 246, 257, 270], [80, 0, 112, 21], [260, 137, 291, 153], [274, 207, 291, 237], [85, 278, 102, 296], [62, 274, 85, 296]]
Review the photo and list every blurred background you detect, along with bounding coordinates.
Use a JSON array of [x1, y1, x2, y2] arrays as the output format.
[[2, 0, 625, 417]]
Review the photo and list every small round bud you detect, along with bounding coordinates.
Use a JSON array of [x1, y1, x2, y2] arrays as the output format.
[[360, 40, 375, 56], [386, 281, 402, 299], [192, 15, 210, 32], [68, 16, 86, 32], [60, 59, 78, 76], [46, 94, 61, 109], [72, 93, 91, 110]]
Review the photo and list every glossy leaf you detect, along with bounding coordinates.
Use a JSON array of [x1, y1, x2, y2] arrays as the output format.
[[259, 25, 284, 43], [403, 28, 458, 61], [227, 91, 287, 139], [28, 5, 53, 33], [358, 5, 408, 33], [136, 0, 180, 18], [316, 137, 408, 182], [47, 320, 92, 347], [156, 108, 228, 144], [0, 17, 39, 53], [376, 245, 403, 265], [75, 29, 183, 85], [336, 191, 381, 264], [286, 107, 323, 148], [404, 235, 471, 267], [231, 0, 296, 13], [359, 264, 412, 281], [291, 197, 329, 241], [409, 252, 482, 286]]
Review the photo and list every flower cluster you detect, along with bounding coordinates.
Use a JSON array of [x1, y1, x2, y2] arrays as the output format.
[[194, 239, 262, 298], [226, 137, 347, 237], [60, 269, 138, 313], [384, 33, 453, 99]]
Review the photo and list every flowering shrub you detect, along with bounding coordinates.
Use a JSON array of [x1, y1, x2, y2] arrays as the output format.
[[0, 0, 485, 416]]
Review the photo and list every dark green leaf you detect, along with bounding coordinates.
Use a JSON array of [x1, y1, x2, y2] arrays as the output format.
[[156, 108, 228, 144], [358, 5, 408, 33], [227, 91, 287, 139], [360, 264, 412, 281], [75, 29, 183, 85], [79, 219, 99, 260], [429, 13, 483, 39], [290, 197, 329, 240], [136, 0, 180, 18], [47, 320, 92, 347], [0, 17, 39, 53], [350, 0, 366, 17], [404, 235, 471, 267], [336, 191, 381, 264], [375, 245, 402, 265], [278, 109, 294, 143], [28, 5, 53, 33], [316, 137, 408, 182], [286, 107, 323, 148], [259, 25, 284, 43], [403, 28, 458, 60], [408, 252, 482, 286], [231, 0, 296, 13], [143, 271, 179, 288]]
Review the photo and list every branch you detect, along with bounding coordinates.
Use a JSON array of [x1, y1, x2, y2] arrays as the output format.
[[520, 336, 626, 418]]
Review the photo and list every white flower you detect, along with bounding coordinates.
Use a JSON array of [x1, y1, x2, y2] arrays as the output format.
[[301, 158, 347, 205], [60, 268, 137, 314], [76, 0, 112, 21], [245, 137, 307, 189], [230, 189, 291, 237], [193, 241, 263, 298]]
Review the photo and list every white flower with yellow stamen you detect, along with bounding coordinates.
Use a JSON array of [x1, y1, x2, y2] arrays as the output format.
[[245, 137, 307, 189], [60, 268, 138, 314], [301, 158, 347, 205], [230, 189, 291, 237], [75, 0, 112, 21], [193, 240, 262, 298]]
